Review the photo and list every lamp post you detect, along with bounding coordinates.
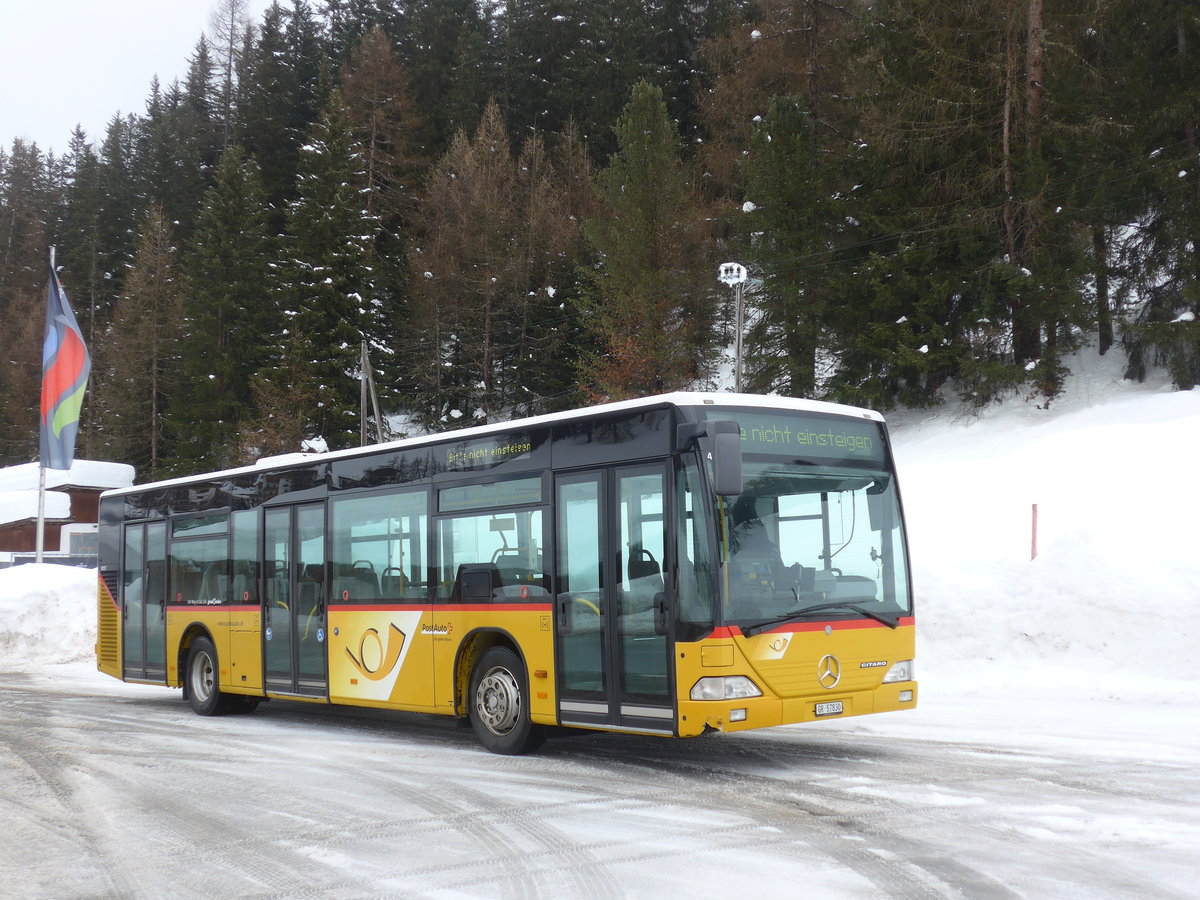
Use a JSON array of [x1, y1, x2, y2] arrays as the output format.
[[718, 262, 748, 393]]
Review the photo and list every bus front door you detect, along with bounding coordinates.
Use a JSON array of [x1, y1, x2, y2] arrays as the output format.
[[263, 503, 327, 696], [555, 464, 675, 734]]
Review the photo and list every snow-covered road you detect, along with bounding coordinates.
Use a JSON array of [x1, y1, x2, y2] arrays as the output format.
[[4, 663, 1196, 899]]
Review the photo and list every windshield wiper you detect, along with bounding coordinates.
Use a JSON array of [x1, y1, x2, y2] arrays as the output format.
[[739, 601, 899, 637]]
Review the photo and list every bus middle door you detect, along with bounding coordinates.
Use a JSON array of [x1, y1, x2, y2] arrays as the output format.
[[263, 503, 328, 697]]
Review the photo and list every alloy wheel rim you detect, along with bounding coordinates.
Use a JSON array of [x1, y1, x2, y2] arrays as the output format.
[[192, 651, 214, 703], [476, 666, 521, 735]]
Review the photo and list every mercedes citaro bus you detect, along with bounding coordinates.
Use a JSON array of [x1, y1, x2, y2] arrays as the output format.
[[96, 393, 915, 754]]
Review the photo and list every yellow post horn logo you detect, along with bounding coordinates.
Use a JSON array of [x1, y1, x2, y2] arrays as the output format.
[[345, 623, 406, 680]]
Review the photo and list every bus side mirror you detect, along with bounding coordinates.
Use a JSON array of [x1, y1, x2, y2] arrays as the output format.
[[866, 479, 889, 531], [710, 427, 739, 496], [677, 419, 744, 496], [712, 430, 743, 496]]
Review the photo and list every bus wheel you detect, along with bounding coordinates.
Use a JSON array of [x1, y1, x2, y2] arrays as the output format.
[[469, 646, 544, 755], [185, 636, 226, 716]]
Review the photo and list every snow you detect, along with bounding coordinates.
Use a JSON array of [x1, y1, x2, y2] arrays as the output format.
[[2, 346, 1198, 896], [0, 459, 135, 492], [887, 348, 1200, 691], [0, 563, 95, 662], [0, 489, 70, 525]]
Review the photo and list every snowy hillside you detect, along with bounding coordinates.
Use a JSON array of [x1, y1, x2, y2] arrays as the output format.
[[3, 346, 1197, 709], [889, 347, 1200, 701]]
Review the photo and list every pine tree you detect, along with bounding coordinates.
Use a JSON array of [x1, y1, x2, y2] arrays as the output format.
[[842, 0, 1096, 406], [738, 96, 852, 399], [94, 114, 141, 324], [103, 207, 184, 476], [405, 101, 592, 427], [401, 0, 492, 151], [165, 147, 274, 473], [0, 139, 54, 463], [496, 0, 705, 160], [1117, 1, 1200, 389], [405, 102, 523, 428], [322, 0, 405, 61], [337, 25, 430, 281], [698, 1, 859, 205], [582, 80, 717, 399], [239, 1, 328, 226], [0, 139, 53, 311], [262, 100, 383, 450], [57, 129, 105, 349], [136, 67, 211, 245], [207, 0, 254, 148]]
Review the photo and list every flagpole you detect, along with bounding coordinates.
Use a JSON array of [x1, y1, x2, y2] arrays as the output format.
[[35, 464, 46, 563], [36, 246, 57, 564]]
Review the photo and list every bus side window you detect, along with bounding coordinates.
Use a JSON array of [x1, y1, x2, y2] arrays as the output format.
[[437, 509, 545, 602], [330, 488, 428, 603]]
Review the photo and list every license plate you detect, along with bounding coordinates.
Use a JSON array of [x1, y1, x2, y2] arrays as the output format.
[[815, 700, 844, 717]]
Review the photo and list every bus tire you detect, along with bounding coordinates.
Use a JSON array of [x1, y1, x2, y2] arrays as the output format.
[[469, 646, 544, 755], [185, 636, 227, 716]]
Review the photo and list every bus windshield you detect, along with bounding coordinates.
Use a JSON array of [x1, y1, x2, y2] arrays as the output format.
[[718, 460, 910, 629]]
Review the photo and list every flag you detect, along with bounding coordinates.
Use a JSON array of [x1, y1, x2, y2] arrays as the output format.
[[39, 264, 91, 470]]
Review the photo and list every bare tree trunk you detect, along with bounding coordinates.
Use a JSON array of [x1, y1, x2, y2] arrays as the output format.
[[1094, 227, 1112, 355], [208, 0, 250, 149], [1180, 13, 1200, 228], [1002, 19, 1018, 267], [804, 0, 820, 114], [1009, 1, 1045, 364], [1026, 0, 1045, 154]]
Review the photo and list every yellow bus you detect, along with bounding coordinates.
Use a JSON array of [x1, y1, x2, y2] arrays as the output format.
[[96, 392, 915, 753]]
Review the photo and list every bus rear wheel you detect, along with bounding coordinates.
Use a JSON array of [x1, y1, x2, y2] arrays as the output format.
[[185, 636, 228, 716], [469, 646, 544, 755]]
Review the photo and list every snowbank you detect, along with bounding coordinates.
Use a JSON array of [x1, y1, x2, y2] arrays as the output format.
[[890, 348, 1200, 699], [0, 563, 96, 664]]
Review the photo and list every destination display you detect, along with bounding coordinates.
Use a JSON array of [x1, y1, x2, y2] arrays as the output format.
[[707, 408, 886, 462]]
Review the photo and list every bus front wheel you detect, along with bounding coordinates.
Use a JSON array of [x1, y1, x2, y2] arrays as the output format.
[[469, 646, 544, 755]]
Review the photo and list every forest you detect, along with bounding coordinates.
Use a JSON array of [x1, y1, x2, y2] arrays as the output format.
[[0, 0, 1197, 479]]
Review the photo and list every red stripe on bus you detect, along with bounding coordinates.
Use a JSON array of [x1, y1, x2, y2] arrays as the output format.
[[757, 616, 915, 634], [328, 603, 429, 612], [445, 603, 554, 612], [327, 602, 554, 613]]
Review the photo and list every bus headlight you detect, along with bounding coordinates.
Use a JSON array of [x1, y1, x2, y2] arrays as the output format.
[[881, 660, 914, 683], [690, 676, 763, 701]]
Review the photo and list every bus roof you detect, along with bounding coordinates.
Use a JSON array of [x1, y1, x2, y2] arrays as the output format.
[[101, 391, 886, 498]]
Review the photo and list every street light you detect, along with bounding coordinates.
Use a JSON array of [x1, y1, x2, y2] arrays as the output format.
[[718, 262, 748, 393]]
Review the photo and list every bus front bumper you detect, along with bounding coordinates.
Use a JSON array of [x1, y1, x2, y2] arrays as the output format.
[[677, 681, 918, 737]]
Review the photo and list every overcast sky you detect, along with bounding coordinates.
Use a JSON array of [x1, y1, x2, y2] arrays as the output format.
[[1, 0, 275, 156]]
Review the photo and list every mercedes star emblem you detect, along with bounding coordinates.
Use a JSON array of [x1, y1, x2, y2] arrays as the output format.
[[817, 654, 841, 689]]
